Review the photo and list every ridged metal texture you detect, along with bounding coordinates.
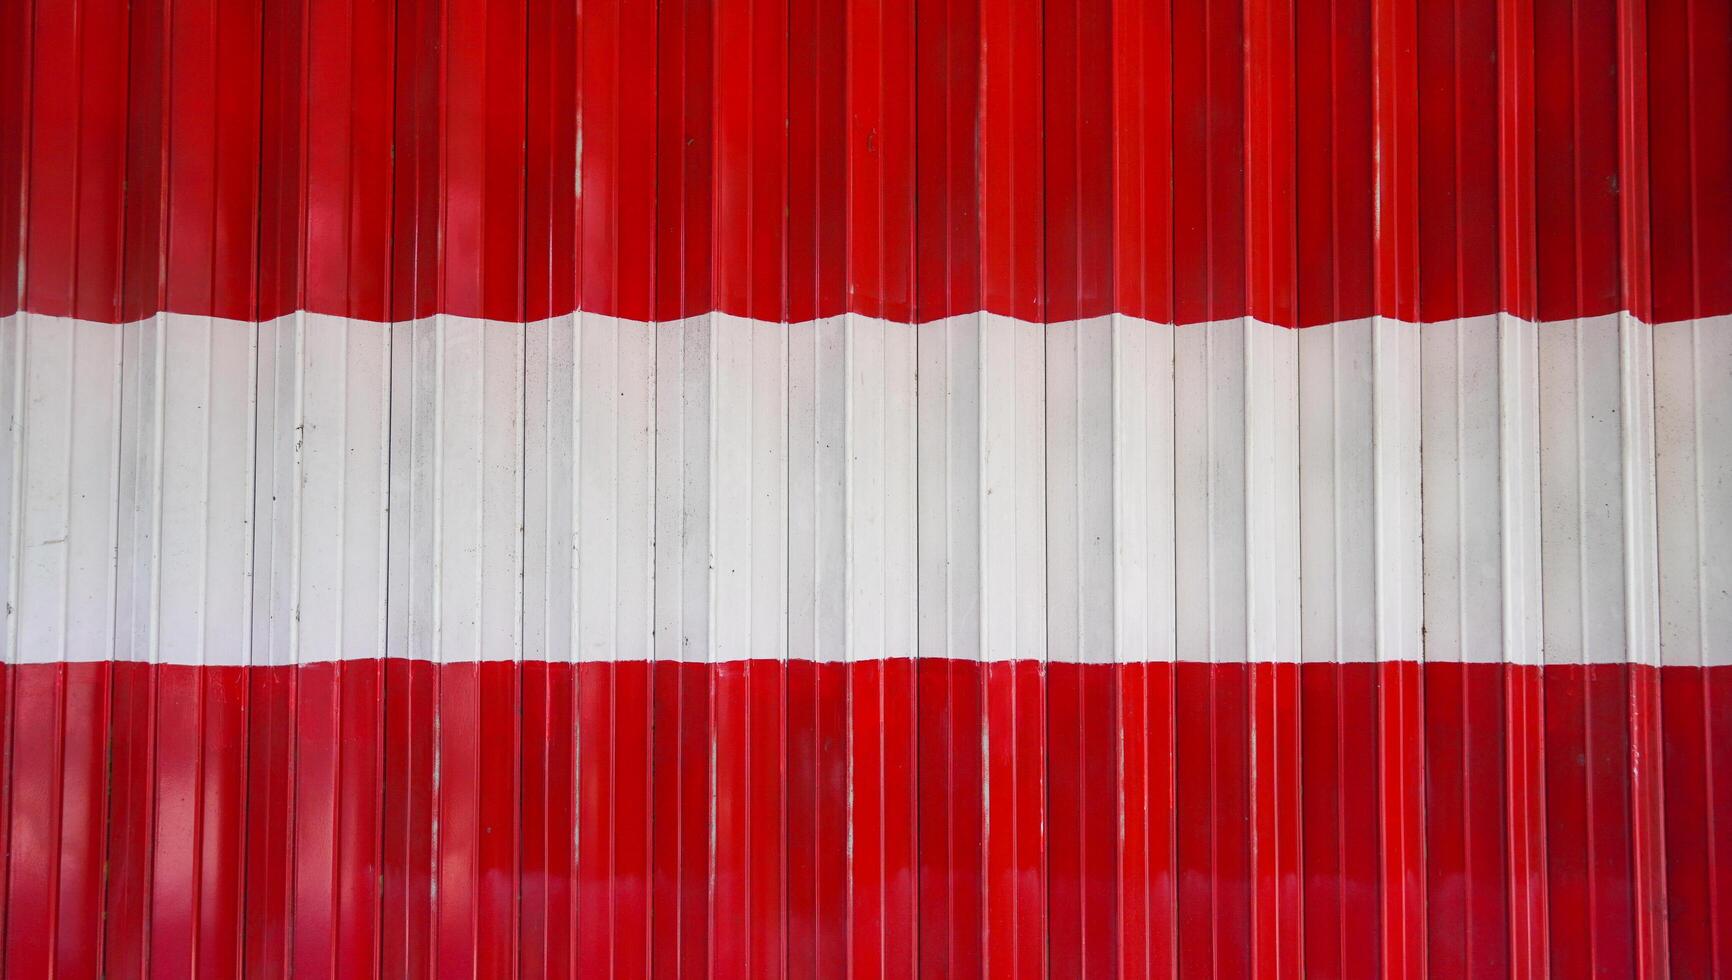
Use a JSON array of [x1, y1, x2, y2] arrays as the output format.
[[0, 0, 1729, 975]]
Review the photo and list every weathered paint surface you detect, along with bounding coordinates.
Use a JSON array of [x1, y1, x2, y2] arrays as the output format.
[[1, 0, 1729, 975]]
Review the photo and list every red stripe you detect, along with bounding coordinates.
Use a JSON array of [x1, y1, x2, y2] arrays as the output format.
[[1296, 661, 1383, 979], [982, 659, 1048, 977], [913, 0, 980, 322], [6, 659, 1732, 972], [845, 0, 918, 325], [852, 657, 920, 978], [1502, 661, 1551, 980], [575, 660, 652, 975], [785, 659, 849, 978], [0, 0, 27, 319], [714, 0, 785, 323], [10, 0, 1729, 327], [1628, 663, 1671, 978], [1046, 661, 1119, 977], [1660, 665, 1732, 976], [291, 661, 375, 980], [1533, 0, 1624, 322], [299, 0, 396, 322], [712, 660, 749, 976], [1116, 661, 1151, 978], [1249, 661, 1302, 980], [789, 0, 848, 323], [1497, 0, 1538, 323], [979, 0, 1043, 325], [1040, 0, 1115, 325], [1110, 0, 1172, 327], [1542, 663, 1635, 976], [1378, 659, 1428, 979], [1175, 661, 1254, 977], [431, 662, 481, 975], [241, 666, 293, 980], [915, 659, 984, 978], [379, 659, 437, 979], [103, 661, 152, 979], [521, 660, 576, 979], [749, 663, 787, 979], [1170, 0, 1247, 327], [1423, 661, 1512, 978], [22, 0, 131, 322], [0, 658, 11, 969], [1648, 0, 1732, 325], [1416, 0, 1500, 322], [4, 663, 109, 978], [1245, 0, 1295, 330]]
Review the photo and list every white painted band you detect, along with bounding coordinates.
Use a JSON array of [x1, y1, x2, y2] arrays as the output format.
[[3, 311, 1723, 666]]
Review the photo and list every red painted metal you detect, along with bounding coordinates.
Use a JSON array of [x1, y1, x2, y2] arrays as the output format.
[[5, 660, 1729, 975], [3, 0, 1731, 976], [7, 0, 1730, 328]]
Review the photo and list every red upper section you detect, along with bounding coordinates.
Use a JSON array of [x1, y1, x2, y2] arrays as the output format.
[[2, 0, 1727, 325]]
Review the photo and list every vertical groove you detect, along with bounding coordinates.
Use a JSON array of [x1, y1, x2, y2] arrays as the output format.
[[1615, 0, 1668, 971]]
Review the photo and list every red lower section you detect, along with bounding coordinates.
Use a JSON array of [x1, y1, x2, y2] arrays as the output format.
[[2, 659, 1728, 977], [8, 0, 1731, 327]]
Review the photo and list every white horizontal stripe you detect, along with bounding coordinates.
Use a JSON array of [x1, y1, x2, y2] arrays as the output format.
[[1112, 313, 1176, 659], [845, 313, 919, 659], [114, 313, 259, 663], [1047, 316, 1117, 661], [978, 312, 1047, 659], [1249, 316, 1303, 663], [1538, 314, 1663, 666], [1, 312, 1721, 666], [1419, 314, 1545, 665], [1175, 318, 1303, 663], [573, 312, 656, 661], [0, 315, 14, 662], [257, 312, 391, 665], [6, 314, 123, 662], [1655, 315, 1732, 667]]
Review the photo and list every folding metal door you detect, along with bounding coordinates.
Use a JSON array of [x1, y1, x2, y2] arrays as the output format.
[[1, 0, 1728, 974]]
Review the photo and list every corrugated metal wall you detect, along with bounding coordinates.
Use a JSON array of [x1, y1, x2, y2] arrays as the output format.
[[1, 0, 1729, 974]]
